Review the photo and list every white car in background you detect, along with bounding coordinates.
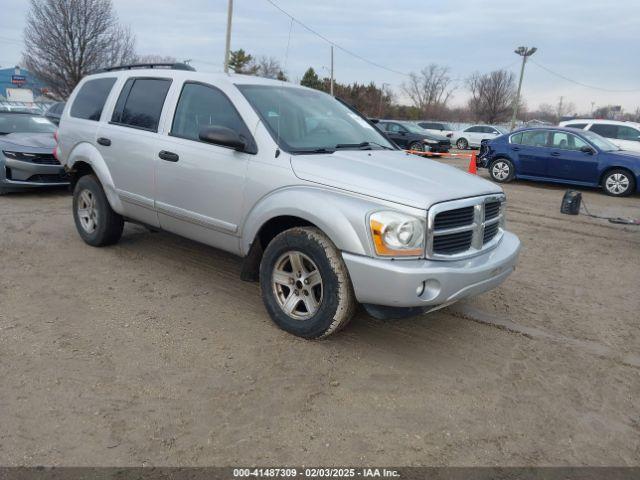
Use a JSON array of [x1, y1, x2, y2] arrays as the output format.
[[451, 125, 508, 150], [559, 119, 640, 153], [417, 121, 455, 138]]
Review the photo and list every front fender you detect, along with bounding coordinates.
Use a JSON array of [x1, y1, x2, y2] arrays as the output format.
[[241, 186, 427, 257], [67, 142, 123, 213]]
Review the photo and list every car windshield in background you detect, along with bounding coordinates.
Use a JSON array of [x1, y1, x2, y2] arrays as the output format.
[[581, 129, 620, 151], [495, 126, 509, 134], [0, 113, 56, 135], [238, 85, 395, 153], [403, 123, 429, 134]]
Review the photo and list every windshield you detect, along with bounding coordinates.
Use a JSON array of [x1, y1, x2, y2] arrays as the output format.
[[238, 85, 395, 153], [581, 129, 620, 151], [495, 126, 509, 134], [0, 113, 56, 135], [403, 123, 429, 134]]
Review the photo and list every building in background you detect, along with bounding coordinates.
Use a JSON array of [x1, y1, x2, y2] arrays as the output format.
[[0, 65, 51, 103]]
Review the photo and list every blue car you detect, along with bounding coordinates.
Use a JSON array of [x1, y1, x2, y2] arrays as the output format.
[[478, 126, 640, 196]]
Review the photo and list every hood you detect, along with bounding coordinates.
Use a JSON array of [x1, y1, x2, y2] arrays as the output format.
[[606, 149, 640, 161], [0, 132, 55, 149], [290, 150, 501, 209]]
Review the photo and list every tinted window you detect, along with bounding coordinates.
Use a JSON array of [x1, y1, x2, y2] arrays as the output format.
[[466, 126, 483, 133], [171, 82, 250, 143], [112, 78, 171, 131], [565, 123, 587, 129], [520, 130, 549, 147], [70, 77, 116, 121], [589, 124, 617, 139], [510, 132, 523, 144], [387, 123, 406, 133], [550, 132, 588, 151], [420, 122, 437, 129], [617, 125, 640, 141]]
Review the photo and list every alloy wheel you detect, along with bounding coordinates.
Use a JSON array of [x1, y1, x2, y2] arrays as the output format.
[[492, 161, 510, 181], [77, 189, 98, 233], [272, 251, 323, 320], [605, 173, 630, 195]]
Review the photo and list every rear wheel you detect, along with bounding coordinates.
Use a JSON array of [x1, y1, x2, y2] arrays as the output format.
[[602, 169, 635, 197], [259, 227, 356, 339], [456, 138, 468, 150], [72, 175, 124, 246], [489, 158, 515, 183]]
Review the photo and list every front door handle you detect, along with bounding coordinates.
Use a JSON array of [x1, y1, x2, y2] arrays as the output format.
[[97, 137, 111, 146], [511, 146, 520, 151], [158, 150, 179, 162], [550, 151, 561, 157]]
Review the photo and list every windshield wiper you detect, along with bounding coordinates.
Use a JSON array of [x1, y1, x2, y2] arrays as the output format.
[[290, 147, 335, 154], [335, 141, 393, 150]]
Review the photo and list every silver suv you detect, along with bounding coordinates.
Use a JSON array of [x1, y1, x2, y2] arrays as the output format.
[[57, 64, 521, 338]]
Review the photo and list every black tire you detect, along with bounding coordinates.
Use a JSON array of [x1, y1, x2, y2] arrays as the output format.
[[489, 158, 515, 183], [456, 138, 468, 150], [408, 141, 424, 152], [259, 227, 357, 339], [72, 174, 123, 246], [601, 169, 635, 197]]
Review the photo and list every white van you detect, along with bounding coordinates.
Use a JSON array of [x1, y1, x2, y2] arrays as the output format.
[[559, 119, 640, 153]]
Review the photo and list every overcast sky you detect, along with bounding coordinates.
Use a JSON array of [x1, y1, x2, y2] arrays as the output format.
[[1, 0, 638, 113]]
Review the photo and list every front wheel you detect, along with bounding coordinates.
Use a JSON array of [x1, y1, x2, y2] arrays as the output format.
[[602, 169, 635, 197], [259, 227, 357, 339], [456, 138, 469, 150], [72, 174, 124, 246], [408, 141, 424, 152], [489, 158, 515, 183]]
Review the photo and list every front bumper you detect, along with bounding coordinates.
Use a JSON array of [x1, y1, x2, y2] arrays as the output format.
[[1, 157, 69, 189], [343, 231, 521, 308], [426, 142, 451, 153]]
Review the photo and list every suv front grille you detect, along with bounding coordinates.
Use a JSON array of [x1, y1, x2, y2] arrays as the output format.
[[427, 194, 505, 259]]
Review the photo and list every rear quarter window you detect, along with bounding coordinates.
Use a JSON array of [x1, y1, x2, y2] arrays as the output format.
[[70, 77, 116, 121]]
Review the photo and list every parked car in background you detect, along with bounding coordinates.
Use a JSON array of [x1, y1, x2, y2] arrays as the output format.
[[558, 119, 640, 153], [478, 126, 639, 196], [451, 125, 508, 150], [417, 121, 455, 138], [0, 111, 68, 194], [57, 64, 520, 338], [377, 120, 451, 153], [44, 102, 66, 125]]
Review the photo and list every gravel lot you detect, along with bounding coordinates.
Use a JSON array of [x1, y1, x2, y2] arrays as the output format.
[[1, 157, 639, 466]]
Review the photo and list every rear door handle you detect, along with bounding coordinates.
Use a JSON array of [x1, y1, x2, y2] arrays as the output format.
[[97, 137, 111, 146], [158, 150, 179, 162], [550, 151, 561, 156], [511, 147, 520, 151]]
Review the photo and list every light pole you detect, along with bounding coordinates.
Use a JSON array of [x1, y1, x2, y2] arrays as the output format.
[[223, 0, 233, 73], [509, 46, 537, 131], [330, 46, 334, 96], [378, 82, 389, 117]]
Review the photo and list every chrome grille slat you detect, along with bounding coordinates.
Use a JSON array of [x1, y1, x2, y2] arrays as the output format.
[[426, 194, 506, 260]]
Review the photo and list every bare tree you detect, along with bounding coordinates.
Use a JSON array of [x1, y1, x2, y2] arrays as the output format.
[[254, 56, 287, 80], [467, 70, 516, 123], [23, 0, 136, 98], [401, 64, 454, 117]]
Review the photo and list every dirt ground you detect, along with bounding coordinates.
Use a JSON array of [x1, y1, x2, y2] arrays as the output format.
[[1, 157, 639, 467]]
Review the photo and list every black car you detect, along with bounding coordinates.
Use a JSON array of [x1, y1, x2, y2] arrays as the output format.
[[377, 120, 451, 153], [44, 101, 65, 126]]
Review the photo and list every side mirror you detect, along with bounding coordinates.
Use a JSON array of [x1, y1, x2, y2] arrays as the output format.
[[580, 145, 595, 154], [199, 126, 246, 151]]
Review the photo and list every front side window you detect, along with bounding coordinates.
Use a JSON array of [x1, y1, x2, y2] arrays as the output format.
[[70, 77, 116, 121], [238, 85, 395, 153], [420, 122, 437, 129], [387, 123, 406, 134], [617, 125, 640, 141], [550, 132, 588, 151], [171, 82, 252, 147], [589, 123, 617, 139], [509, 132, 523, 144], [111, 78, 171, 131], [466, 126, 482, 133]]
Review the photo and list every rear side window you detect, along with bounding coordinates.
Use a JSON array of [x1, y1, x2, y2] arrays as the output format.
[[520, 130, 549, 147], [589, 123, 617, 139], [111, 78, 171, 131], [171, 82, 251, 143], [617, 125, 640, 141], [510, 132, 523, 144], [70, 77, 116, 121], [466, 126, 483, 133]]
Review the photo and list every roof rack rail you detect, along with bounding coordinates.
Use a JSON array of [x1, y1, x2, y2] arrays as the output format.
[[100, 62, 196, 72]]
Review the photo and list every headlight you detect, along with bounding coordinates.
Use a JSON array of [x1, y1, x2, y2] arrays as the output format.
[[369, 211, 425, 256]]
